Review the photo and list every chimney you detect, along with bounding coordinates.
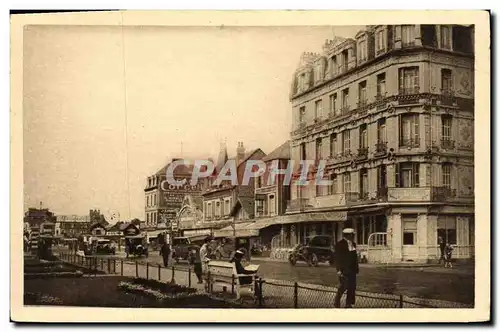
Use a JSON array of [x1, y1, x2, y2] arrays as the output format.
[[236, 142, 245, 165]]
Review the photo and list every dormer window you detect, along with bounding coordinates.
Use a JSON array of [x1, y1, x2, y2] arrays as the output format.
[[401, 25, 415, 47], [358, 38, 367, 63], [314, 62, 323, 84], [440, 25, 452, 50], [375, 28, 386, 55]]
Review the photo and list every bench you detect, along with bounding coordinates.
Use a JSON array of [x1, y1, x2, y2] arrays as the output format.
[[207, 260, 258, 300]]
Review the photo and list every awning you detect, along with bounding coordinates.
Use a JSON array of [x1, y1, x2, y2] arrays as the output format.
[[279, 211, 348, 225], [212, 218, 280, 238]]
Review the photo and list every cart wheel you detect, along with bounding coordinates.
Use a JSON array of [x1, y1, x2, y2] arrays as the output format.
[[311, 253, 319, 267]]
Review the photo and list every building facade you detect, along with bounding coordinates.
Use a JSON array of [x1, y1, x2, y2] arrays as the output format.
[[283, 24, 474, 263], [203, 142, 266, 237], [144, 158, 205, 229], [56, 215, 92, 237]]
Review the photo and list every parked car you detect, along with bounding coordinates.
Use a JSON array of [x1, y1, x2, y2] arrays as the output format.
[[171, 237, 199, 263], [125, 235, 148, 258], [288, 235, 335, 267], [95, 239, 116, 255]]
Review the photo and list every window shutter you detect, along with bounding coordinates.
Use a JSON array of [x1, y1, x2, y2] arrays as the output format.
[[414, 114, 420, 144], [398, 114, 402, 145], [414, 68, 419, 90], [414, 163, 420, 187], [395, 163, 400, 188]]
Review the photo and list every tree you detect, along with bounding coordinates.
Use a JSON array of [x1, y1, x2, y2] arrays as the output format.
[[131, 218, 141, 226]]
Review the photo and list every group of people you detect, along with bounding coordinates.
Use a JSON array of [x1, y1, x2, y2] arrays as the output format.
[[439, 237, 454, 268]]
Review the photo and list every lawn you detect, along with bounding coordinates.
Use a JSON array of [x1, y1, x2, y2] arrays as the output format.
[[24, 276, 241, 308]]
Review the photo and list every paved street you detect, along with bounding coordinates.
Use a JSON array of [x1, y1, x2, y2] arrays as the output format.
[[102, 250, 474, 305]]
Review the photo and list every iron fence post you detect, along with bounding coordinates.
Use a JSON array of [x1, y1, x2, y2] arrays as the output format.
[[100, 258, 104, 271], [171, 265, 176, 284], [158, 264, 161, 280], [399, 294, 404, 308], [258, 278, 264, 307], [231, 274, 235, 295], [146, 262, 149, 279], [135, 261, 139, 278], [120, 260, 123, 276], [207, 270, 211, 293], [294, 282, 298, 308], [188, 266, 192, 287], [108, 258, 111, 273]]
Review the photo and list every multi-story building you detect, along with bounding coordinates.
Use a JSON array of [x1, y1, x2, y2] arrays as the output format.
[[284, 24, 474, 263], [56, 215, 91, 237], [144, 158, 205, 230], [205, 142, 266, 237]]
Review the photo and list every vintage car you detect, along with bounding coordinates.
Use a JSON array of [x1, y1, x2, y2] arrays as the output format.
[[213, 237, 249, 261], [95, 239, 116, 255], [171, 236, 200, 263], [125, 235, 148, 258], [288, 235, 335, 267]]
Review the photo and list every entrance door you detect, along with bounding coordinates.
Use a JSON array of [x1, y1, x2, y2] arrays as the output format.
[[402, 217, 419, 261]]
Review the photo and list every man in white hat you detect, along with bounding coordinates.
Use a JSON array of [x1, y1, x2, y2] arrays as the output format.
[[333, 227, 359, 308]]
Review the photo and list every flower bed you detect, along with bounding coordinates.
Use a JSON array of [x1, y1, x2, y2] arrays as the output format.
[[24, 292, 64, 305], [118, 278, 198, 302]]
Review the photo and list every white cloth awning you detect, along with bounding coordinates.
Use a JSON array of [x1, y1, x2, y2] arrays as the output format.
[[213, 218, 279, 238]]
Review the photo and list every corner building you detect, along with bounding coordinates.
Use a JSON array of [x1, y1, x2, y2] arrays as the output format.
[[285, 25, 474, 263]]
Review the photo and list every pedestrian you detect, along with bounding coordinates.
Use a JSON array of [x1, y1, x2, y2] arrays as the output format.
[[230, 249, 260, 296], [160, 242, 171, 267], [438, 237, 446, 265], [333, 227, 359, 308], [200, 236, 211, 275], [189, 247, 203, 284], [444, 243, 454, 268]]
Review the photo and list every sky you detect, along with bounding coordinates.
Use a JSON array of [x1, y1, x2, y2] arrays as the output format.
[[23, 24, 363, 221]]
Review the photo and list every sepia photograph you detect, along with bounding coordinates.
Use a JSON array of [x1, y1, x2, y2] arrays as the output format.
[[10, 10, 490, 323]]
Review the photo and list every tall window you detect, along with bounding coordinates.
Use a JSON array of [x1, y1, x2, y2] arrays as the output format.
[[330, 133, 337, 157], [315, 100, 323, 119], [207, 203, 212, 218], [342, 130, 351, 153], [403, 217, 418, 245], [147, 196, 150, 207], [358, 81, 367, 105], [268, 195, 276, 215], [399, 113, 420, 147], [224, 199, 231, 215], [359, 124, 368, 149], [399, 67, 419, 94], [437, 216, 457, 244], [299, 106, 306, 123], [376, 73, 386, 97], [341, 50, 348, 72], [376, 29, 385, 52], [329, 93, 337, 115], [377, 118, 387, 143], [331, 56, 338, 76], [395, 162, 420, 188], [215, 201, 221, 217], [441, 69, 452, 94], [440, 25, 452, 50], [299, 73, 306, 91], [442, 163, 452, 189], [360, 169, 368, 199], [442, 115, 452, 141], [315, 138, 323, 160], [377, 165, 387, 189], [328, 174, 338, 195], [343, 172, 351, 193], [358, 39, 367, 61], [300, 142, 306, 160], [314, 63, 323, 83], [342, 88, 349, 111], [401, 25, 415, 46], [255, 199, 264, 216]]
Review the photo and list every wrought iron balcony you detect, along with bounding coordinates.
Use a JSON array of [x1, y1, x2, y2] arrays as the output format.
[[441, 139, 456, 150], [356, 147, 369, 160], [357, 99, 368, 109], [340, 105, 350, 115], [399, 87, 420, 95], [400, 138, 420, 148], [431, 187, 457, 201], [374, 141, 388, 156], [376, 187, 388, 200]]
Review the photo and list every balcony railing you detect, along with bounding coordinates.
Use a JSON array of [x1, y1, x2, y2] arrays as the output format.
[[377, 187, 388, 200], [286, 198, 311, 212], [340, 105, 350, 115], [402, 41, 416, 47], [441, 139, 456, 150], [388, 187, 459, 202], [399, 87, 420, 95], [338, 64, 348, 74], [376, 48, 386, 56], [374, 141, 388, 156], [400, 138, 420, 148], [356, 147, 369, 160]]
